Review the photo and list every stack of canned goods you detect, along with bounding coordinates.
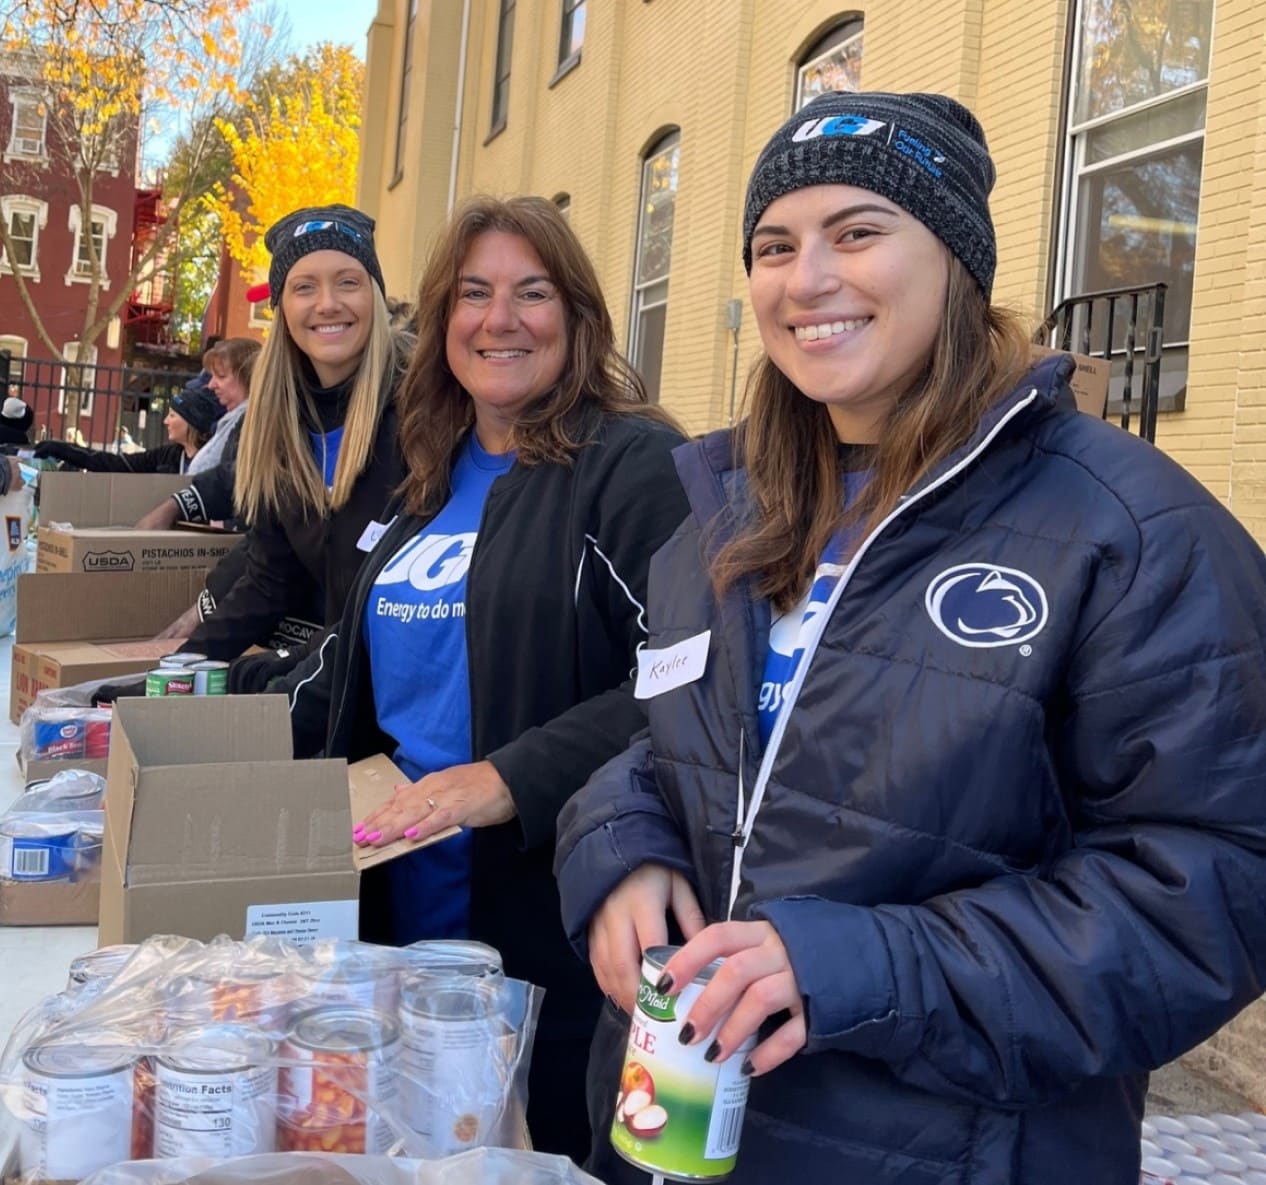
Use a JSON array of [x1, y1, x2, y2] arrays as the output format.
[[22, 706, 111, 761], [1141, 1113, 1266, 1184], [146, 651, 230, 697], [7, 937, 529, 1179]]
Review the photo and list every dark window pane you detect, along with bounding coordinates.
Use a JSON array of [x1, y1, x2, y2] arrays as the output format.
[[635, 302, 668, 403]]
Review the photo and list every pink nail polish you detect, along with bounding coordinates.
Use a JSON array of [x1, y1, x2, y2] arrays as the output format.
[[353, 823, 365, 834], [404, 827, 418, 839], [367, 831, 382, 843]]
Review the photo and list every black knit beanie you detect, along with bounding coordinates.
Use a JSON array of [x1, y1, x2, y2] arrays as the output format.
[[265, 204, 385, 308], [743, 91, 997, 297]]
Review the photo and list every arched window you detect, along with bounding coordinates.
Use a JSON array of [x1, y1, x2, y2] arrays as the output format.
[[629, 130, 680, 403], [796, 17, 864, 110]]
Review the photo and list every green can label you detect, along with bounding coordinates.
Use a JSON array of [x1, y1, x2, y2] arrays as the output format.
[[610, 948, 754, 1181], [146, 669, 195, 697], [190, 662, 229, 696]]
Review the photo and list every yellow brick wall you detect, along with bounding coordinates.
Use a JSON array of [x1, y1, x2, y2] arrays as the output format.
[[362, 1, 1266, 541]]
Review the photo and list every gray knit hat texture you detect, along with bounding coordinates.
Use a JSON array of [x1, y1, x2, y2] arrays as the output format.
[[743, 91, 997, 297], [265, 204, 385, 307]]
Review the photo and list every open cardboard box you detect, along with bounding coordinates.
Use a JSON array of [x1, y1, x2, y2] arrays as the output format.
[[36, 471, 240, 574], [100, 695, 358, 946], [1031, 345, 1111, 418], [10, 569, 207, 724]]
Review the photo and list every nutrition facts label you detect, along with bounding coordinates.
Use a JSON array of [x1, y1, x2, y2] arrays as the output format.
[[155, 1064, 278, 1158], [20, 1069, 134, 1179]]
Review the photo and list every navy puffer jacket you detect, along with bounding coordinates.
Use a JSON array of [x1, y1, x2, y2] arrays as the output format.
[[556, 354, 1266, 1184]]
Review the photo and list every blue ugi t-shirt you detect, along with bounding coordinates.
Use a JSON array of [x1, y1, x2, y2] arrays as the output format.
[[363, 431, 515, 942], [758, 468, 871, 747]]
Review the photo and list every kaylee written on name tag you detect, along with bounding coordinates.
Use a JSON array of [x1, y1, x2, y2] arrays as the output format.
[[634, 630, 711, 700]]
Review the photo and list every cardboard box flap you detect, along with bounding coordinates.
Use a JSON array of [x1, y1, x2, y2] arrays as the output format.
[[38, 471, 188, 528], [16, 570, 205, 644], [124, 759, 352, 885], [114, 695, 296, 766]]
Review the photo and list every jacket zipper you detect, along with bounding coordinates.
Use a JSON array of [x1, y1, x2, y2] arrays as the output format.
[[725, 388, 1040, 918]]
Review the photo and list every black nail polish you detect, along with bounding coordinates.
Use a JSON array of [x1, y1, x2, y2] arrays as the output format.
[[654, 972, 673, 994], [678, 1021, 695, 1045], [704, 1040, 721, 1063], [740, 1057, 755, 1076]]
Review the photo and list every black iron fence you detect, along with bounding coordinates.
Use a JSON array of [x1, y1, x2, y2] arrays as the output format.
[[0, 350, 195, 451], [1036, 282, 1168, 444]]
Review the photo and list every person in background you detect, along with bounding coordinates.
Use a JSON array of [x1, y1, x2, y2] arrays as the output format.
[[283, 196, 690, 1163], [141, 205, 409, 662], [186, 337, 259, 476], [33, 375, 223, 474], [556, 90, 1266, 1183], [0, 395, 33, 446]]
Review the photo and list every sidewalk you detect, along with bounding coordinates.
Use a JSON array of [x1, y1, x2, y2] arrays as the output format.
[[0, 638, 1259, 1120]]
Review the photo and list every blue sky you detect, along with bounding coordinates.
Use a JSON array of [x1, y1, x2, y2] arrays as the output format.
[[268, 0, 379, 59]]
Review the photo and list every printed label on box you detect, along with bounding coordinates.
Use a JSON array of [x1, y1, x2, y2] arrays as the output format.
[[243, 899, 359, 943]]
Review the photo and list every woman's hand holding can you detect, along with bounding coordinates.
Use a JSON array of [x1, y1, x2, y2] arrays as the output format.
[[657, 921, 807, 1077]]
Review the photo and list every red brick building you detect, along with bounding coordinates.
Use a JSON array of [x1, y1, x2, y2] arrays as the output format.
[[0, 51, 145, 442]]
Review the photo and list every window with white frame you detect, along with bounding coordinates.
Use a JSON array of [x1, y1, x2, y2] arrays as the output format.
[[66, 204, 117, 288], [1058, 0, 1212, 410], [629, 131, 680, 404], [58, 342, 98, 418], [1, 194, 47, 280], [6, 90, 48, 160], [796, 16, 863, 109]]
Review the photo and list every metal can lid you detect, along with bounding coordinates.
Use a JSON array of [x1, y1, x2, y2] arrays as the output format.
[[24, 1035, 135, 1077], [642, 944, 727, 986], [403, 938, 503, 978], [189, 660, 230, 671], [160, 1023, 276, 1072], [69, 943, 137, 986], [0, 818, 78, 840], [400, 975, 499, 1020], [307, 938, 401, 984], [158, 652, 208, 667], [288, 1005, 398, 1053]]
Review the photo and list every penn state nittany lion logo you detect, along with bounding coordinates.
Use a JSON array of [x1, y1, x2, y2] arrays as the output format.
[[925, 563, 1048, 649]]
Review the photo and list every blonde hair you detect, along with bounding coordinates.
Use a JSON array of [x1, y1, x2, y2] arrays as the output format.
[[234, 284, 396, 524], [713, 257, 1033, 610]]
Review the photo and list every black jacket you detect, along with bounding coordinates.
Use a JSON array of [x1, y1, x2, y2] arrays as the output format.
[[36, 440, 190, 473], [186, 399, 405, 661], [286, 410, 689, 1034]]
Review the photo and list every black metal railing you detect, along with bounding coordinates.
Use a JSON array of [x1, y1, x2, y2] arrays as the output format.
[[1036, 282, 1167, 443], [0, 350, 195, 451]]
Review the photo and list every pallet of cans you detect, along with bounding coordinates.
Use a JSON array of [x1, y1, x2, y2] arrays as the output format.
[[0, 935, 544, 1183], [1140, 1112, 1266, 1183]]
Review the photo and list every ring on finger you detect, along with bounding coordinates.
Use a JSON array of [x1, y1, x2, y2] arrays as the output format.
[[426, 797, 437, 812]]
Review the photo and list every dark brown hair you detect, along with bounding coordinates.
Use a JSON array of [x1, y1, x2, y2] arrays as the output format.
[[713, 257, 1032, 610], [396, 195, 679, 516]]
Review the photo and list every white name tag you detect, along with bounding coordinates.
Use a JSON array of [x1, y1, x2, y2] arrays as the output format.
[[356, 517, 395, 552], [635, 630, 711, 700]]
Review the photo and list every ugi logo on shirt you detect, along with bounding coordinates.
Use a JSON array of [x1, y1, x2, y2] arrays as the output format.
[[376, 532, 476, 591]]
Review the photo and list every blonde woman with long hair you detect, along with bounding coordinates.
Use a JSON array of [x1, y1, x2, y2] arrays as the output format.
[[141, 205, 409, 665], [558, 91, 1266, 1183]]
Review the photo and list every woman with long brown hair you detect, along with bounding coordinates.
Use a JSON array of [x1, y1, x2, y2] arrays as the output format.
[[288, 195, 689, 1160], [557, 91, 1266, 1182]]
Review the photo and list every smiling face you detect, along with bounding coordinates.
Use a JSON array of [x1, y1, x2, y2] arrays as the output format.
[[279, 249, 375, 387], [445, 231, 568, 451], [748, 184, 950, 443]]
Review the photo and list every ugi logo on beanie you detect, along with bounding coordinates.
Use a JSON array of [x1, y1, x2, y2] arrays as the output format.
[[792, 114, 886, 143]]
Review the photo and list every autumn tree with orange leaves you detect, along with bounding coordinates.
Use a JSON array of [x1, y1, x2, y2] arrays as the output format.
[[209, 42, 364, 312], [0, 0, 249, 391]]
